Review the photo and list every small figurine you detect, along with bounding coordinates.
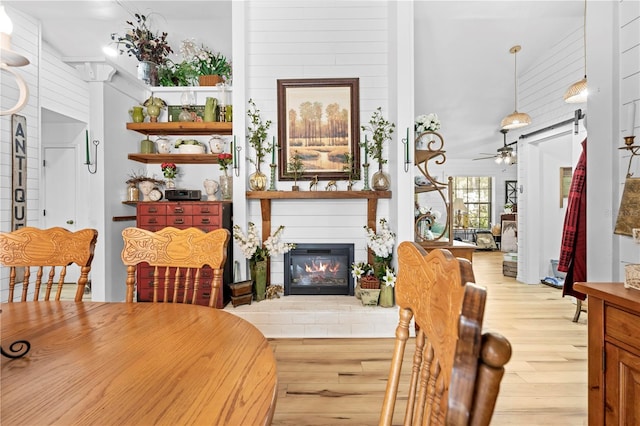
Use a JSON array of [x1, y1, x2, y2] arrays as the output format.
[[325, 180, 337, 191], [309, 175, 319, 191]]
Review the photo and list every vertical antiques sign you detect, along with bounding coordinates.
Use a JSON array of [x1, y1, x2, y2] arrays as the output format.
[[12, 114, 27, 230]]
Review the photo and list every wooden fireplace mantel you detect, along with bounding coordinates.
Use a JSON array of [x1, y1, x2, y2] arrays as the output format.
[[245, 190, 392, 266]]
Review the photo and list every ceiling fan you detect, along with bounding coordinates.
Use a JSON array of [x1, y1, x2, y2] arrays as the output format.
[[473, 129, 517, 165]]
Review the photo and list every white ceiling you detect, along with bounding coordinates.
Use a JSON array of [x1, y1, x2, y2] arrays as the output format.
[[4, 0, 584, 160]]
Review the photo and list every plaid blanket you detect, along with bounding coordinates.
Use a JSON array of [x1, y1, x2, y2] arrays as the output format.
[[558, 139, 587, 300]]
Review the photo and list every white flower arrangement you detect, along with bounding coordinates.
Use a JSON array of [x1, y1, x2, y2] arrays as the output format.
[[364, 218, 396, 259], [415, 113, 441, 133], [414, 205, 442, 221], [381, 267, 396, 287], [232, 222, 295, 262], [350, 261, 372, 280]]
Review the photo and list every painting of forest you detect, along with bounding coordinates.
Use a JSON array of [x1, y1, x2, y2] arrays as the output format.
[[277, 78, 360, 180]]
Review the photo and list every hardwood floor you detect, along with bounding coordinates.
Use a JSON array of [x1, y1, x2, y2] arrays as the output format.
[[269, 251, 588, 425]]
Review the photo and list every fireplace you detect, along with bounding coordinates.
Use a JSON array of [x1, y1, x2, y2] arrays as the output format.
[[284, 244, 354, 296]]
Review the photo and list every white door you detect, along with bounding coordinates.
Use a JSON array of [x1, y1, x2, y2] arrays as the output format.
[[44, 146, 77, 229]]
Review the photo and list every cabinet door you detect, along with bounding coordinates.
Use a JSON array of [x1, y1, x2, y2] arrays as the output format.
[[605, 342, 640, 425]]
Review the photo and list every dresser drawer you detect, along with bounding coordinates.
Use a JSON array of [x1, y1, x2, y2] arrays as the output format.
[[193, 215, 220, 229], [137, 287, 213, 306], [193, 203, 220, 215], [167, 216, 193, 227], [165, 203, 194, 216], [137, 203, 165, 215], [137, 215, 167, 228], [605, 305, 640, 350]]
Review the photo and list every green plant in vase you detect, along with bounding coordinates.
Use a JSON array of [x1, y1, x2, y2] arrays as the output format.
[[343, 152, 356, 190], [232, 222, 295, 301], [287, 150, 305, 191], [361, 107, 395, 191], [246, 98, 273, 191]]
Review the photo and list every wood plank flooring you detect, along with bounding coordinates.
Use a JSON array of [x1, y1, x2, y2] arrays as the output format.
[[268, 251, 588, 425]]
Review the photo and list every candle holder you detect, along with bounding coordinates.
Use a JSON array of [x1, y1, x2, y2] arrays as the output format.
[[619, 136, 639, 177], [361, 163, 371, 191], [268, 164, 277, 191]]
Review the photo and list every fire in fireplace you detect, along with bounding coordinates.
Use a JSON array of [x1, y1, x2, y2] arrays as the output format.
[[284, 244, 354, 296]]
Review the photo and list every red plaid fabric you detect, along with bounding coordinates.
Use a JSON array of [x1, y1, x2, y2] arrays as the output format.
[[558, 139, 587, 300]]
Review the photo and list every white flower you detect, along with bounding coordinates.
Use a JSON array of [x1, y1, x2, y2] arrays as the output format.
[[415, 113, 441, 133], [233, 222, 295, 261], [364, 218, 396, 259], [350, 262, 371, 280], [382, 267, 396, 287]]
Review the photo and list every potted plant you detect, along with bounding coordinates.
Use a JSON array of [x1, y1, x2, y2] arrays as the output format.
[[180, 39, 232, 86], [158, 59, 198, 87], [287, 151, 305, 191], [110, 13, 173, 86], [361, 107, 395, 191], [232, 222, 295, 301], [246, 98, 272, 191]]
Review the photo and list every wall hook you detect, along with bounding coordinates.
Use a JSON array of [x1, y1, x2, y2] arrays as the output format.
[[402, 127, 410, 172], [87, 139, 99, 174]]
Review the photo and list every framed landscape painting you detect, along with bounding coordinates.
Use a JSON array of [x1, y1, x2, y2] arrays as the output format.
[[277, 78, 360, 181]]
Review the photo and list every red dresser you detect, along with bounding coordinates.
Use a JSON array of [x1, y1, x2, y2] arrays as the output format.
[[136, 201, 233, 308]]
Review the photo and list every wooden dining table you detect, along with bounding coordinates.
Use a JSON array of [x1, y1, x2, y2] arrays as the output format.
[[1, 301, 278, 425]]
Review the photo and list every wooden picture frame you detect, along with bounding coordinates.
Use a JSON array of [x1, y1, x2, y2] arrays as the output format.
[[560, 167, 572, 207], [277, 78, 360, 181]]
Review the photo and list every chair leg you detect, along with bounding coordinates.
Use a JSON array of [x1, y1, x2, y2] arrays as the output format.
[[572, 299, 582, 322]]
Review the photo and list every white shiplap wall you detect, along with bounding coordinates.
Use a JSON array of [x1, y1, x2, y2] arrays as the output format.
[[0, 7, 40, 300], [244, 1, 392, 284], [618, 0, 640, 275]]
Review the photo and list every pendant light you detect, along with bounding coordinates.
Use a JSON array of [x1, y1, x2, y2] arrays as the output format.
[[501, 45, 531, 130], [564, 0, 588, 103], [0, 6, 30, 116]]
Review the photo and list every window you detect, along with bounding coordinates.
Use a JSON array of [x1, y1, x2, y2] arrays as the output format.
[[452, 177, 492, 229]]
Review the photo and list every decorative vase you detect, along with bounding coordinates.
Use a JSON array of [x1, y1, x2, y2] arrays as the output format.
[[354, 278, 363, 299], [360, 289, 381, 306], [372, 164, 390, 191], [146, 104, 161, 122], [140, 138, 155, 154], [251, 259, 268, 302], [379, 284, 395, 307], [137, 61, 158, 86], [130, 106, 145, 123], [199, 75, 223, 86], [166, 178, 176, 189], [178, 108, 193, 122], [126, 182, 139, 202], [156, 137, 171, 154], [204, 97, 217, 122], [220, 172, 233, 200], [249, 169, 268, 191]]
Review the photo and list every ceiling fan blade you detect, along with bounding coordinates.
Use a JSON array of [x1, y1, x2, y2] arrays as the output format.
[[473, 156, 497, 161]]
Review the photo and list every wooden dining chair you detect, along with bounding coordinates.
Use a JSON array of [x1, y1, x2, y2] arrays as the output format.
[[380, 242, 512, 426], [0, 227, 98, 302], [121, 226, 230, 308]]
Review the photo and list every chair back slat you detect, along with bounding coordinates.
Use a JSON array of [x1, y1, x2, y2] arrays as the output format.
[[380, 242, 511, 426], [0, 227, 98, 302], [121, 227, 230, 308]]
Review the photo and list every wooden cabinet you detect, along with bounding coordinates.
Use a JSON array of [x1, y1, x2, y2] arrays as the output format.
[[573, 282, 640, 425], [136, 201, 233, 308]]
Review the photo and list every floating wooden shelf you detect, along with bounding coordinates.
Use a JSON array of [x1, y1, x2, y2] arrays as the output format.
[[127, 153, 220, 164], [245, 190, 391, 200], [126, 122, 232, 136]]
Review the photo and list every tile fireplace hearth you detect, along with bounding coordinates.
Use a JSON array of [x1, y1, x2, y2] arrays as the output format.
[[224, 295, 404, 338]]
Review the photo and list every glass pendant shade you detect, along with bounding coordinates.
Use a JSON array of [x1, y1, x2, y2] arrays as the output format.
[[563, 77, 588, 103]]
